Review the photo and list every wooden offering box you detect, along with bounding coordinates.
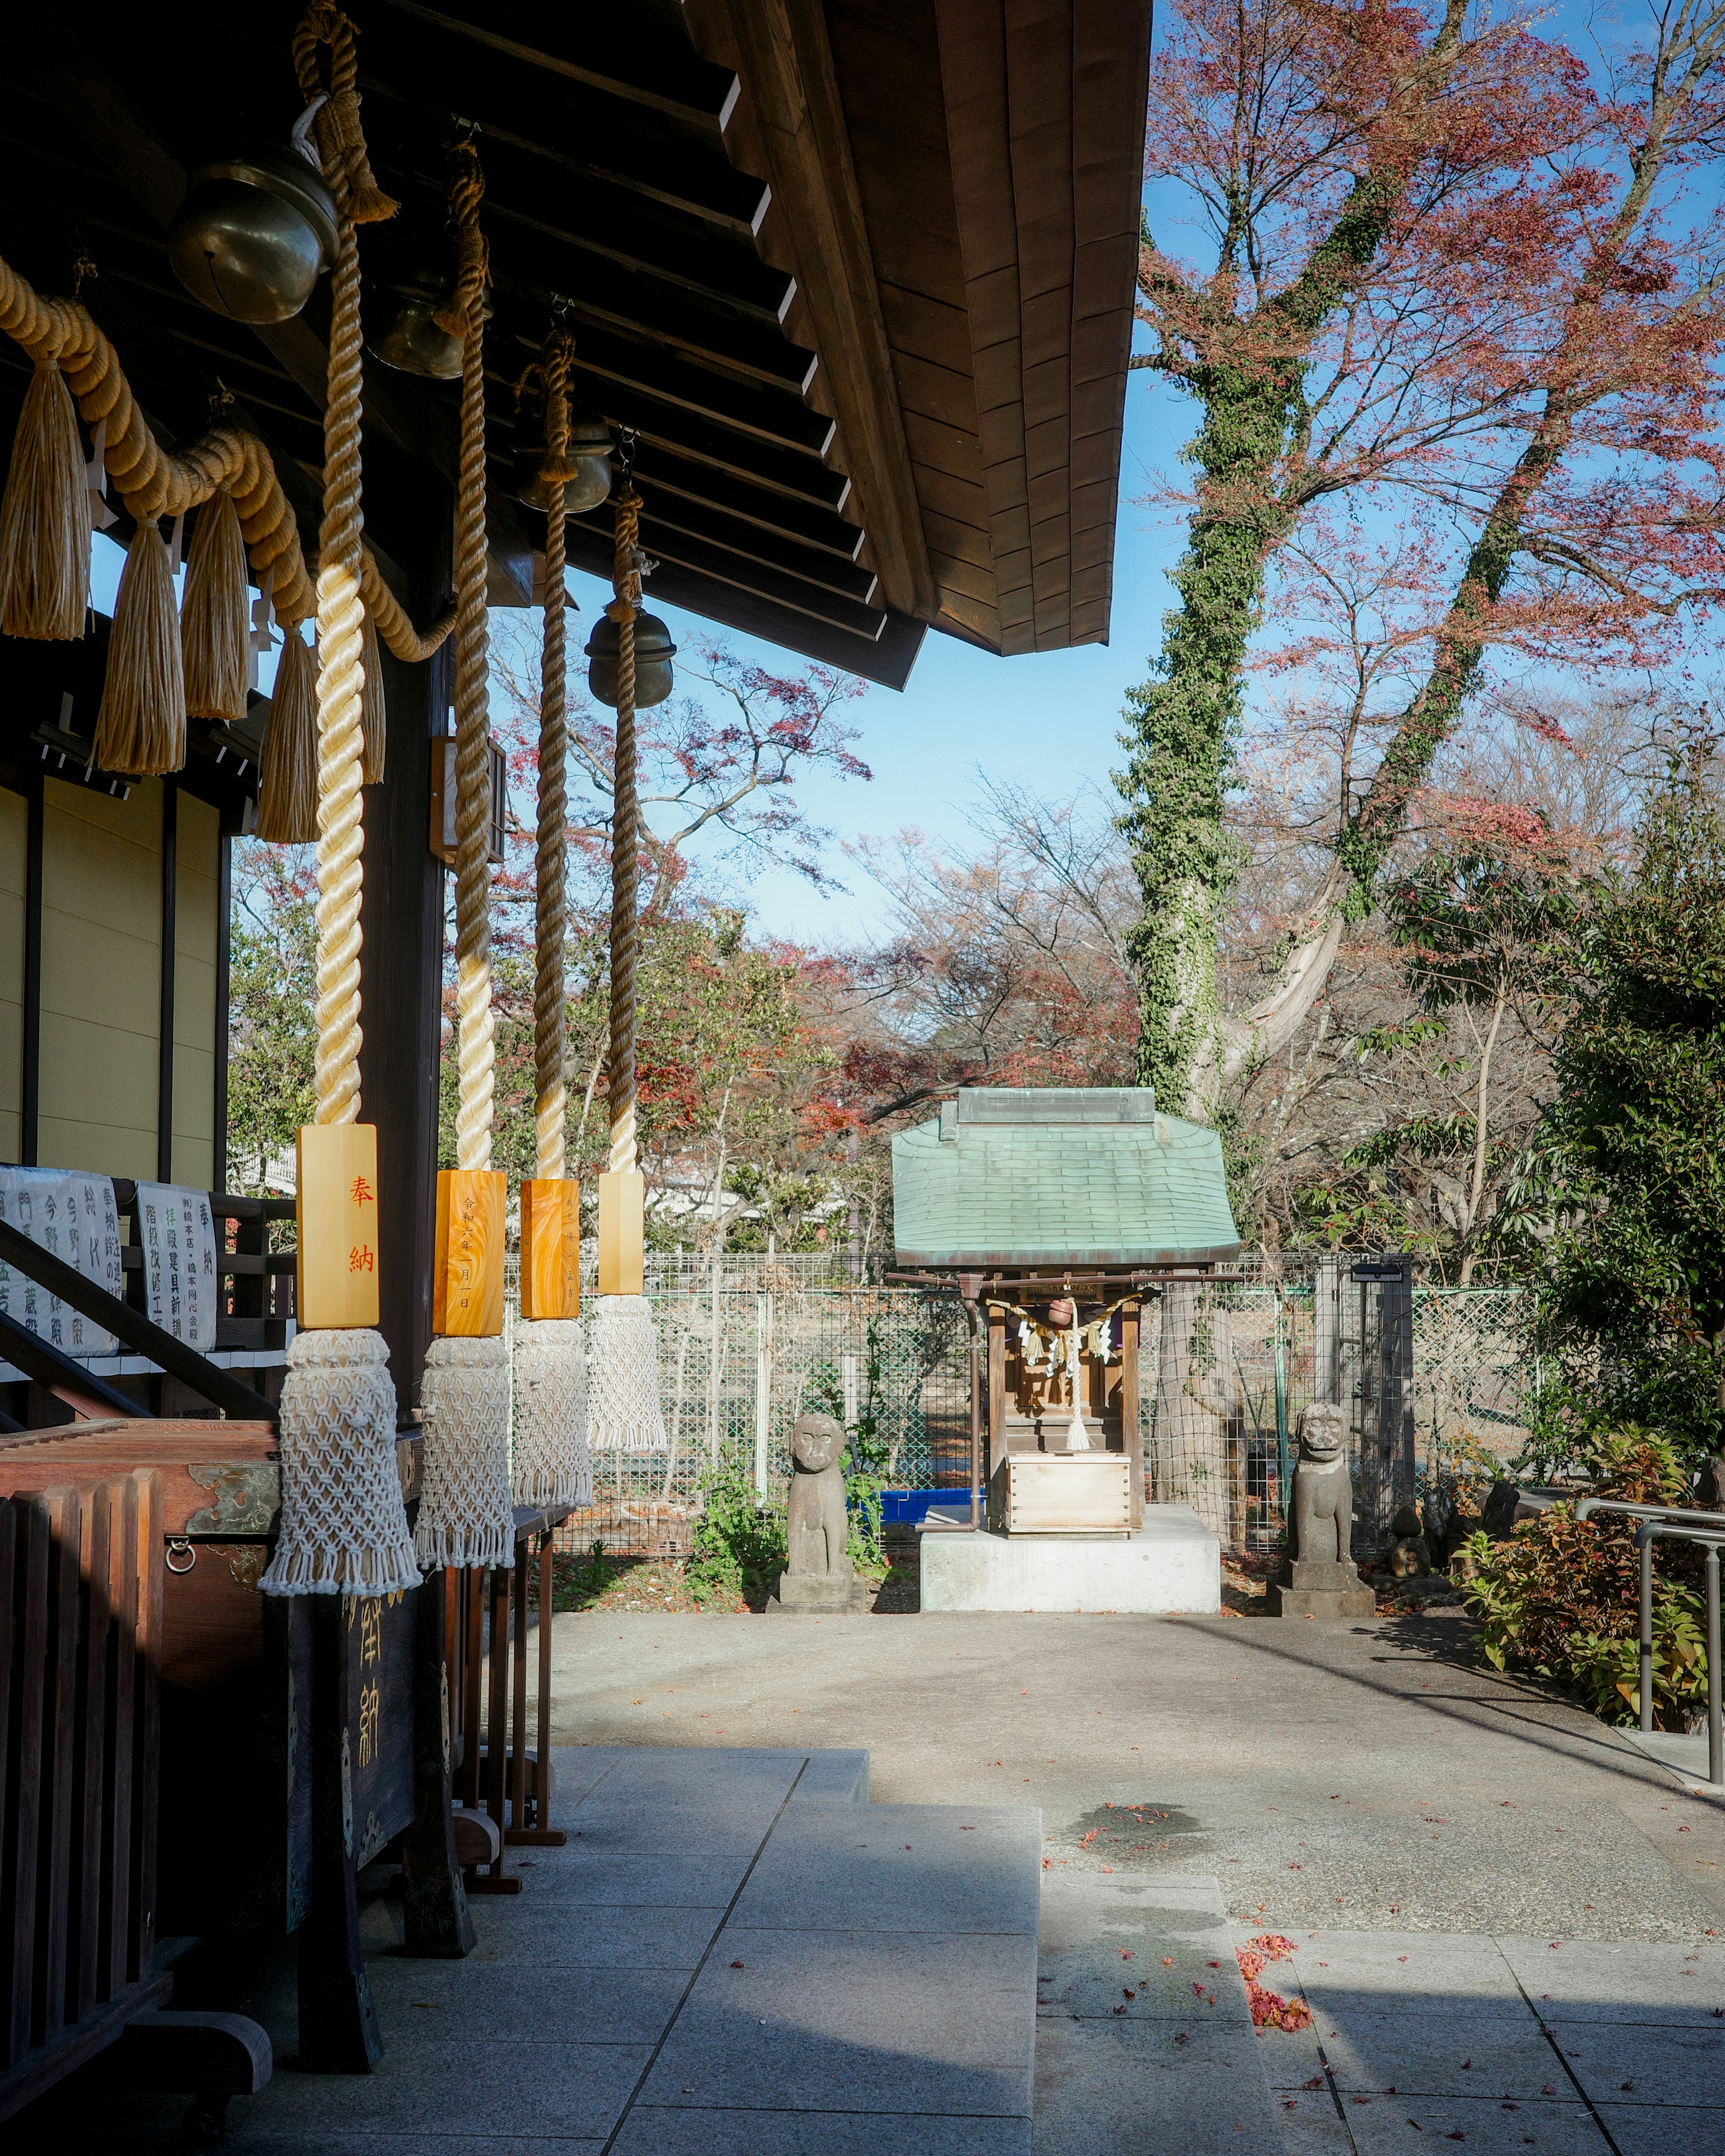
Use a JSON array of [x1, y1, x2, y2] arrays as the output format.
[[990, 1454, 1132, 1536]]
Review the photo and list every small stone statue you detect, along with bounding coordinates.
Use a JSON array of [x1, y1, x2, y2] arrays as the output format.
[[786, 1412, 852, 1582], [1266, 1402, 1375, 1618], [1694, 1455, 1725, 1511], [1389, 1504, 1432, 1579], [771, 1412, 870, 1614]]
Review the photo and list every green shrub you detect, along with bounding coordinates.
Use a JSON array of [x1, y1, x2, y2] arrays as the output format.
[[1460, 1429, 1708, 1727], [686, 1454, 788, 1605]]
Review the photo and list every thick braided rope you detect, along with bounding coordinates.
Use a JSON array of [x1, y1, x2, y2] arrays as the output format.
[[606, 489, 643, 1177], [534, 335, 574, 1180], [293, 8, 372, 1127], [0, 248, 449, 663], [292, 4, 397, 227], [449, 143, 495, 1173]]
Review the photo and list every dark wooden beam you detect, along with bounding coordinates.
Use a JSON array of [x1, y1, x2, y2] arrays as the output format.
[[368, 136, 792, 321], [355, 38, 766, 233], [691, 0, 937, 625], [630, 441, 862, 560], [26, 44, 534, 607], [572, 503, 886, 641], [380, 0, 741, 132], [214, 831, 230, 1193], [490, 317, 829, 458], [561, 522, 924, 689], [630, 491, 877, 605], [500, 353, 845, 501], [483, 226, 816, 393]]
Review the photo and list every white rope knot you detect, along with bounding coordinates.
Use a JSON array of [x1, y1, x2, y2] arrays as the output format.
[[511, 1317, 591, 1507], [259, 1327, 418, 1596], [586, 1296, 667, 1453], [416, 1334, 515, 1569]]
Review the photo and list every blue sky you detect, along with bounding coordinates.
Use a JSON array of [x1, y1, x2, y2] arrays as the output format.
[[560, 365, 1186, 947]]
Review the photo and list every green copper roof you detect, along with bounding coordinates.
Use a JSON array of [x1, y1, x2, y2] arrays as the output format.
[[891, 1088, 1241, 1267]]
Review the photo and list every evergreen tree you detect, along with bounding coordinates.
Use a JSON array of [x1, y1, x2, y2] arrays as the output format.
[[1534, 757, 1725, 1461]]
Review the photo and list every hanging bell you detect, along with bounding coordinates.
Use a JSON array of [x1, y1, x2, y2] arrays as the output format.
[[367, 264, 463, 378], [586, 608, 677, 708], [367, 261, 492, 378], [168, 144, 338, 325], [510, 411, 614, 517]]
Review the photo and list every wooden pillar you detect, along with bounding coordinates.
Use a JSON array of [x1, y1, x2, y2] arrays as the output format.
[[214, 830, 231, 1191], [358, 527, 453, 1424], [400, 1568, 476, 1958], [21, 773, 43, 1166], [156, 778, 176, 1182], [296, 1595, 382, 2071], [1121, 1301, 1142, 1529], [986, 1307, 1005, 1481]]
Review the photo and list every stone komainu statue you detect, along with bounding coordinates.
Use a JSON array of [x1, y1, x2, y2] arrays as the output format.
[[770, 1411, 870, 1613], [1266, 1401, 1375, 1619]]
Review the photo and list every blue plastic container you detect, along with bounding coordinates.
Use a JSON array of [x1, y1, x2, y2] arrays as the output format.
[[878, 1487, 978, 1525]]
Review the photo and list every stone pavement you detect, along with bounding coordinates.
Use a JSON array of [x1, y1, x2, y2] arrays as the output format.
[[546, 1605, 1725, 2154], [1260, 1928, 1725, 2156], [15, 1744, 1043, 2154]]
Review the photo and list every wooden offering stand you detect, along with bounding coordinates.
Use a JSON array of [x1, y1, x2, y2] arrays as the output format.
[[984, 1279, 1144, 1536]]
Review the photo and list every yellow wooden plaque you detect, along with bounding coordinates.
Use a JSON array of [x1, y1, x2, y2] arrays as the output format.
[[296, 1124, 381, 1330], [433, 1168, 506, 1337], [520, 1177, 580, 1320], [596, 1169, 644, 1298]]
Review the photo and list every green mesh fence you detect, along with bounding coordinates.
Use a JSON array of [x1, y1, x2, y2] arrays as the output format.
[[506, 1251, 1530, 1560]]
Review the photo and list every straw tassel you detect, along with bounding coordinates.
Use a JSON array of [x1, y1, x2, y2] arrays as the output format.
[[256, 622, 318, 841], [180, 490, 250, 721], [0, 359, 92, 641], [94, 518, 186, 776], [360, 600, 386, 784]]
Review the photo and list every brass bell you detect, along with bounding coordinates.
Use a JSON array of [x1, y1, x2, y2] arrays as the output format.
[[367, 264, 464, 379], [586, 608, 677, 708], [168, 144, 338, 325], [511, 411, 614, 517]]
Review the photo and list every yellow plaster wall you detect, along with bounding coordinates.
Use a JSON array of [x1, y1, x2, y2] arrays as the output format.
[[0, 789, 24, 1163], [32, 778, 222, 1184], [172, 791, 219, 1187]]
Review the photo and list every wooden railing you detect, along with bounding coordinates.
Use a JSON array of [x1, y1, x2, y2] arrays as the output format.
[[0, 1472, 168, 2119]]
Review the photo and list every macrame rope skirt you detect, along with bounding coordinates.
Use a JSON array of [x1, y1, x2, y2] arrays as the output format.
[[416, 1334, 516, 1570], [511, 1316, 591, 1507], [586, 1295, 668, 1453], [259, 1327, 419, 1596]]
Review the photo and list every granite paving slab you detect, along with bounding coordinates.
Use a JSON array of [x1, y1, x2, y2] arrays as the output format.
[[609, 2110, 1030, 2155], [1293, 2009, 1573, 2100], [237, 2039, 651, 2139], [494, 1851, 752, 1907], [1036, 1875, 1250, 2023], [1291, 1931, 1528, 2017], [1495, 1937, 1725, 2023], [1333, 2094, 1611, 2153], [729, 1802, 1042, 1936], [1600, 2104, 1725, 2156], [640, 1928, 1037, 2117], [360, 1957, 688, 2045], [1555, 2022, 1725, 2107], [1033, 2017, 1281, 2156], [461, 1904, 723, 1968], [1033, 1874, 1282, 2154]]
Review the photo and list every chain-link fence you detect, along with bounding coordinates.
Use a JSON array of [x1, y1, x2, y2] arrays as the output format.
[[1139, 1258, 1532, 1555], [521, 1250, 1530, 1560]]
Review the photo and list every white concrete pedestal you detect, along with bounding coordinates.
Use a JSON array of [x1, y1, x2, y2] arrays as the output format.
[[917, 1504, 1220, 1613]]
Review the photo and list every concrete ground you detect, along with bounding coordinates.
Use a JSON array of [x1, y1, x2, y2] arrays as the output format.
[[546, 1604, 1725, 2154]]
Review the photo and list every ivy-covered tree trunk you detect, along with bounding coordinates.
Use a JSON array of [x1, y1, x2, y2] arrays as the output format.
[[1118, 162, 1424, 1119]]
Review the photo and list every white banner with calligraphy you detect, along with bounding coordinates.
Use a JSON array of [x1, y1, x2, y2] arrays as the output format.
[[134, 1183, 220, 1355], [0, 1169, 124, 1356]]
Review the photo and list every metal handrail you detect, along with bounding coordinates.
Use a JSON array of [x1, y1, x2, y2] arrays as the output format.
[[1575, 1496, 1723, 1786]]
